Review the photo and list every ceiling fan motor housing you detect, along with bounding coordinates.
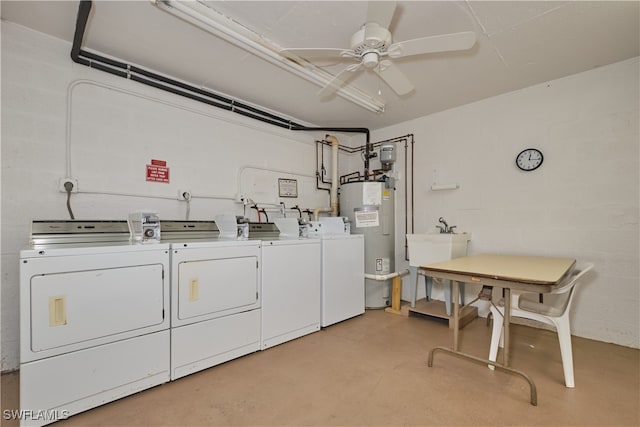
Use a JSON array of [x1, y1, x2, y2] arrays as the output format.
[[351, 22, 392, 64]]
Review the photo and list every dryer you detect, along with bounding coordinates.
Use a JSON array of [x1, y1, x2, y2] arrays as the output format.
[[20, 221, 170, 427], [161, 221, 262, 380]]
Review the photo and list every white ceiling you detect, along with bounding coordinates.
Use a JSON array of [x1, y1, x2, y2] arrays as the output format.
[[2, 1, 639, 129]]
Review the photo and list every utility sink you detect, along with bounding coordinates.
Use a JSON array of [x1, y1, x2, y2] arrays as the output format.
[[406, 232, 472, 315], [407, 232, 471, 267]]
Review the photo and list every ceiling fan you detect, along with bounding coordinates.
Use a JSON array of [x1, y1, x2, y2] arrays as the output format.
[[279, 1, 476, 99]]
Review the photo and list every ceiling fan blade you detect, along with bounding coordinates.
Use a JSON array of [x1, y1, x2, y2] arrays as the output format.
[[388, 31, 476, 58], [279, 48, 352, 60], [318, 63, 363, 99], [365, 1, 396, 29], [374, 61, 414, 96]]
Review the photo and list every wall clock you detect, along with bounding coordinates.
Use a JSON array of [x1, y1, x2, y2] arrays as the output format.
[[516, 148, 544, 171]]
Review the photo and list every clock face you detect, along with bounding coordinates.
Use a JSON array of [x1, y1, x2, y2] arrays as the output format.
[[516, 148, 543, 171]]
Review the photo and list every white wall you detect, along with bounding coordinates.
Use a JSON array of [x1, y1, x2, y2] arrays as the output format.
[[2, 21, 638, 373], [373, 57, 639, 349], [0, 22, 354, 371]]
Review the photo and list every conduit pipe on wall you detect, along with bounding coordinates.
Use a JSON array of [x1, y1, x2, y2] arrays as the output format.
[[236, 165, 316, 208], [69, 1, 376, 222], [71, 1, 371, 146]]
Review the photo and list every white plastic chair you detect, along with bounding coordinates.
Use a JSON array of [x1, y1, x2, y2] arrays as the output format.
[[488, 263, 594, 388]]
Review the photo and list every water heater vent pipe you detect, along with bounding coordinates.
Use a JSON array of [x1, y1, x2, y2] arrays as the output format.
[[325, 134, 340, 216], [313, 207, 332, 221]]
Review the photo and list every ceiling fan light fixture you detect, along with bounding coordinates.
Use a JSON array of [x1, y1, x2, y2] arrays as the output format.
[[151, 0, 385, 114], [362, 51, 379, 69]]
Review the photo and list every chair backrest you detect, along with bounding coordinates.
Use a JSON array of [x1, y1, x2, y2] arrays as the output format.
[[548, 262, 594, 315]]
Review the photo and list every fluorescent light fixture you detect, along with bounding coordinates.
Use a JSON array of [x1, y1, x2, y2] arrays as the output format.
[[152, 0, 385, 113]]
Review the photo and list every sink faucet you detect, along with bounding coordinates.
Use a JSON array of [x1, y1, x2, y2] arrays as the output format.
[[438, 217, 456, 234]]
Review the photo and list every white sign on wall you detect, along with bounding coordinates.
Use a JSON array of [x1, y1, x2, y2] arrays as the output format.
[[278, 178, 298, 197]]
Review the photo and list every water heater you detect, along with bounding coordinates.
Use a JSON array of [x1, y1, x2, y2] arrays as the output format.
[[339, 180, 394, 308]]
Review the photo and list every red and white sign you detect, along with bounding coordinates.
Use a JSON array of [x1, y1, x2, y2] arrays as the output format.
[[146, 159, 169, 183]]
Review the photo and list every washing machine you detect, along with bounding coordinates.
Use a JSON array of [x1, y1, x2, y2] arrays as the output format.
[[161, 220, 262, 380], [309, 217, 365, 327], [20, 220, 171, 427], [250, 220, 321, 350]]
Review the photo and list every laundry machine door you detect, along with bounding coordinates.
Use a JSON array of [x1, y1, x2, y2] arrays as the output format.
[[177, 255, 259, 321], [29, 264, 165, 354]]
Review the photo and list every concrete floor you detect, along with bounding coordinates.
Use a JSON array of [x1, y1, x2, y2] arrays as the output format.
[[2, 308, 639, 426]]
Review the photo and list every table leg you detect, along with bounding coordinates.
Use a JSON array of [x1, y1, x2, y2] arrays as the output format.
[[453, 280, 460, 352], [503, 287, 511, 367], [428, 346, 537, 406], [409, 266, 417, 308], [428, 282, 538, 406]]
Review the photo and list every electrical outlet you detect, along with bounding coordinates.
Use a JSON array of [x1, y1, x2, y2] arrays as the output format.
[[235, 193, 246, 203], [178, 190, 192, 201], [59, 178, 78, 193]]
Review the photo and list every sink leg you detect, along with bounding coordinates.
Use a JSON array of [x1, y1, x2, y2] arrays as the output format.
[[409, 266, 417, 308]]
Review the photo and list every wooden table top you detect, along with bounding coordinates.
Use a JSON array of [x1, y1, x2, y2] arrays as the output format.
[[421, 254, 576, 285]]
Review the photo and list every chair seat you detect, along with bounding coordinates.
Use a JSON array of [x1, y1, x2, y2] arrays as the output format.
[[518, 295, 564, 317], [488, 262, 594, 388]]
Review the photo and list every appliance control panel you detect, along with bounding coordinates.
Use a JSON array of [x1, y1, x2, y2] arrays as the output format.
[[128, 212, 161, 243]]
